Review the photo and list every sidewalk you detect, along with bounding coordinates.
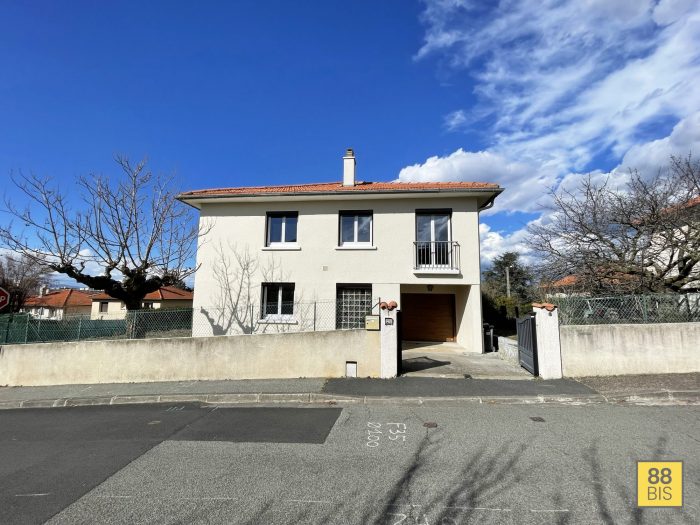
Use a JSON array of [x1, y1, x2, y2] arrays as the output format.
[[1, 373, 697, 409]]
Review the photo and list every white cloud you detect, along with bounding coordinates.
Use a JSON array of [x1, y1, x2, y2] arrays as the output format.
[[479, 222, 534, 266], [619, 111, 700, 175], [412, 0, 700, 177], [398, 148, 555, 214], [404, 0, 700, 257], [443, 109, 468, 131]]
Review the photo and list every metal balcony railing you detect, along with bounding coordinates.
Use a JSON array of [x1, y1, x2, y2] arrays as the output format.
[[413, 241, 460, 272]]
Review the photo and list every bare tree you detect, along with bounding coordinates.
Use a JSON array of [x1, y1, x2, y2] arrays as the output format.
[[0, 156, 201, 310], [0, 253, 50, 312], [201, 242, 260, 335], [529, 155, 700, 294]]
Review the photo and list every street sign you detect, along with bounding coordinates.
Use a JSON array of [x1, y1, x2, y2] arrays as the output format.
[[0, 287, 8, 311]]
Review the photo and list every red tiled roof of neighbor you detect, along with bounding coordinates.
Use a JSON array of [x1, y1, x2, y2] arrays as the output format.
[[24, 289, 94, 308], [92, 286, 193, 301], [683, 195, 700, 208], [179, 180, 501, 198], [550, 275, 579, 287]]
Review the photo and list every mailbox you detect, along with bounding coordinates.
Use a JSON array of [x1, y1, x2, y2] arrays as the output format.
[[365, 315, 380, 331]]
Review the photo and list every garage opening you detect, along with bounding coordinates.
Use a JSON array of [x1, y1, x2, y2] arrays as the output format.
[[400, 293, 456, 342]]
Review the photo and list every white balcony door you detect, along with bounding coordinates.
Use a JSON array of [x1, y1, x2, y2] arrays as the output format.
[[416, 213, 450, 267]]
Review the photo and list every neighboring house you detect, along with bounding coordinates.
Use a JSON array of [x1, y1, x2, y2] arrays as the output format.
[[178, 148, 503, 351], [91, 286, 194, 319], [23, 288, 96, 319]]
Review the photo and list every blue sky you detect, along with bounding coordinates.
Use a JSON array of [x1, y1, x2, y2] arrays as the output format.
[[2, 0, 700, 272]]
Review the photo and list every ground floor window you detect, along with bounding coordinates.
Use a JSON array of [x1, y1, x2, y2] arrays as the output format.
[[336, 285, 372, 329], [262, 283, 295, 320]]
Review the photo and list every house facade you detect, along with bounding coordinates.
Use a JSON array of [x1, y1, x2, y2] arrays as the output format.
[[23, 288, 96, 319], [90, 286, 194, 319], [179, 149, 502, 352]]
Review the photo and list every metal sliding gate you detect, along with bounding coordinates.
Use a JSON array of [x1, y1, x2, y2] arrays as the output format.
[[516, 313, 538, 376]]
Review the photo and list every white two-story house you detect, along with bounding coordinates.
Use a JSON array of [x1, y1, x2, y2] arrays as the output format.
[[178, 149, 502, 352]]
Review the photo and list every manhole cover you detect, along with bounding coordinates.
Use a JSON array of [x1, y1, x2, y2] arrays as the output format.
[[529, 416, 545, 422], [423, 422, 438, 428]]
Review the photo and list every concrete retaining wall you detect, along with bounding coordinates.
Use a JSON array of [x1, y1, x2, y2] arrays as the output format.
[[560, 322, 700, 377], [497, 336, 519, 366], [0, 330, 381, 386]]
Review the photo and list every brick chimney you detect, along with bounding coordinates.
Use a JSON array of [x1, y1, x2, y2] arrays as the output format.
[[343, 148, 356, 186]]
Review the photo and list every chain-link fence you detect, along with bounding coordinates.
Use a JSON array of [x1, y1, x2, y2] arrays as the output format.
[[557, 293, 700, 325], [0, 299, 378, 345]]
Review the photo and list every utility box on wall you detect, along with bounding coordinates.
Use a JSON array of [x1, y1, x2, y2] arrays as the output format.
[[365, 315, 380, 331]]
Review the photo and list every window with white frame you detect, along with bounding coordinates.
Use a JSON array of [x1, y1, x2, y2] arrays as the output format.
[[261, 283, 295, 320], [339, 211, 372, 246], [266, 212, 298, 246]]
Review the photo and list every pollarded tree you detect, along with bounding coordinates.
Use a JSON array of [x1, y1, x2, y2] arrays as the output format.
[[528, 155, 700, 294], [0, 156, 201, 310]]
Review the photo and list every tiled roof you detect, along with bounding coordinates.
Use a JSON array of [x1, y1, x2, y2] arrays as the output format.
[[550, 275, 579, 287], [179, 180, 500, 198], [25, 289, 95, 308], [683, 195, 700, 208], [91, 286, 194, 301]]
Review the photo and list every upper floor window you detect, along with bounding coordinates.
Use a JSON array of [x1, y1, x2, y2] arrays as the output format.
[[339, 211, 372, 246], [415, 210, 454, 269], [99, 301, 109, 313], [416, 210, 451, 244], [266, 212, 298, 246]]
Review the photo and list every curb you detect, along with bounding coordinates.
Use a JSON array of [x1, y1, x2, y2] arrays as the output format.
[[603, 390, 700, 406], [2, 390, 696, 410]]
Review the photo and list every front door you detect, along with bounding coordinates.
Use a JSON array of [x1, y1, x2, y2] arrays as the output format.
[[400, 293, 456, 342]]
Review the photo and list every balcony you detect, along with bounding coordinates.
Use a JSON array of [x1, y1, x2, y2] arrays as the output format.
[[413, 241, 461, 274]]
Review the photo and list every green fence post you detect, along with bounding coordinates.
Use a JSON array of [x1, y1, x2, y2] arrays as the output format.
[[642, 295, 649, 323], [313, 302, 317, 332]]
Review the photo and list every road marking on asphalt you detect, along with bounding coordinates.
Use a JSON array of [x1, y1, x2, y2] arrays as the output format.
[[95, 495, 239, 501], [14, 493, 51, 497], [530, 509, 570, 513], [285, 499, 333, 505], [444, 506, 512, 512]]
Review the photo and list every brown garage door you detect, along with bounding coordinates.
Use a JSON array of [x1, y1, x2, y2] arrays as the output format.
[[401, 293, 455, 342]]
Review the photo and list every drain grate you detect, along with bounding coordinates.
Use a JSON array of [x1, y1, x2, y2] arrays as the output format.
[[423, 422, 438, 428], [529, 416, 545, 422]]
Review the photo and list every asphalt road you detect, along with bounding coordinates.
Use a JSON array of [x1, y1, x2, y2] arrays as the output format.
[[0, 403, 697, 525]]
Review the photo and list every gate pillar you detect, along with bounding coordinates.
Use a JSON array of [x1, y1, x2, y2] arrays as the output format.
[[532, 303, 563, 379], [380, 303, 399, 378]]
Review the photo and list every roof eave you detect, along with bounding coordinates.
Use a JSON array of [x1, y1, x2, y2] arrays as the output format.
[[177, 187, 504, 209]]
